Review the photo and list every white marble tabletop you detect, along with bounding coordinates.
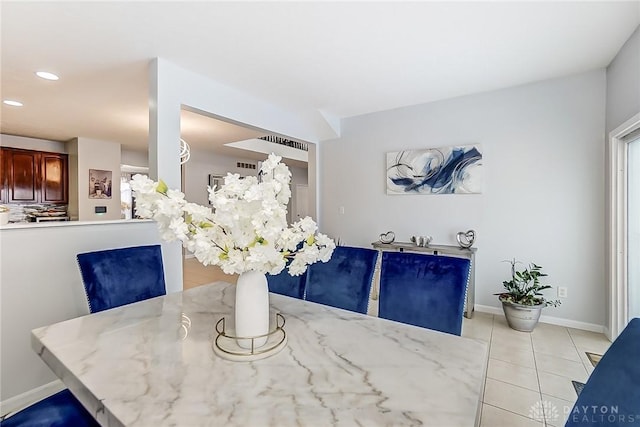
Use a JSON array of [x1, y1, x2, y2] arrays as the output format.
[[32, 282, 488, 427]]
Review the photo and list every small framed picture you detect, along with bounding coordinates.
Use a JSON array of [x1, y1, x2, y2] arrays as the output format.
[[208, 174, 224, 204], [208, 174, 224, 191], [89, 169, 113, 199]]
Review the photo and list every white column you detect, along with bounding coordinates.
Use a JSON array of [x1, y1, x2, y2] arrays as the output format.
[[308, 142, 318, 224], [149, 58, 183, 294]]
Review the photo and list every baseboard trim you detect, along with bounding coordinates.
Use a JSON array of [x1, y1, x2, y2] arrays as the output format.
[[0, 380, 65, 417], [474, 305, 503, 316], [474, 305, 605, 333]]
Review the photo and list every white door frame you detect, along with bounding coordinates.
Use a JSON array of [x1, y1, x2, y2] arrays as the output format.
[[608, 112, 640, 340]]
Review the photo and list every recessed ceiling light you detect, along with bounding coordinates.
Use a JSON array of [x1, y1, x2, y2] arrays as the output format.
[[35, 71, 59, 81], [3, 100, 23, 107]]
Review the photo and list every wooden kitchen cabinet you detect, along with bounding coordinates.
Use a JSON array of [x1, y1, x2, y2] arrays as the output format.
[[1, 148, 68, 205], [40, 152, 68, 204], [6, 149, 39, 203]]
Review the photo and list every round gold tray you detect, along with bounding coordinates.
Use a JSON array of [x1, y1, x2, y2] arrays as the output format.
[[212, 313, 287, 361]]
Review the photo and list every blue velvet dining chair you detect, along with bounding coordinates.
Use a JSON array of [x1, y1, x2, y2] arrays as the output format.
[[77, 244, 167, 313], [1, 245, 167, 426], [1, 245, 168, 426], [379, 252, 470, 336], [0, 389, 98, 427], [267, 269, 307, 299], [564, 318, 640, 427], [304, 246, 378, 314]]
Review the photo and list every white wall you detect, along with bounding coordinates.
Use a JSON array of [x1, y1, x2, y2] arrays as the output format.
[[149, 58, 321, 219], [121, 148, 149, 168], [72, 137, 122, 221], [289, 164, 309, 223], [149, 58, 322, 290], [604, 25, 640, 335], [606, 25, 640, 134], [0, 134, 66, 153], [183, 147, 308, 223], [183, 148, 258, 206], [320, 70, 606, 327], [0, 221, 162, 403]]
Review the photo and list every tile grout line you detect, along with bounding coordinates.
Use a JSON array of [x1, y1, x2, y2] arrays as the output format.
[[486, 377, 544, 394], [482, 315, 544, 425], [479, 314, 496, 424], [538, 326, 580, 427], [531, 329, 548, 426], [482, 402, 546, 425], [566, 329, 592, 376]]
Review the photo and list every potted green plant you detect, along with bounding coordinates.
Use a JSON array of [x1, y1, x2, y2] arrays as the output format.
[[496, 259, 561, 332]]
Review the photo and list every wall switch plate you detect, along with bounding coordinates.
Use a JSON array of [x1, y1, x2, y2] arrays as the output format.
[[558, 286, 568, 298], [339, 206, 345, 214]]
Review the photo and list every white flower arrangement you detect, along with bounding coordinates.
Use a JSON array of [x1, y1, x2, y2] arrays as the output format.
[[130, 154, 335, 276]]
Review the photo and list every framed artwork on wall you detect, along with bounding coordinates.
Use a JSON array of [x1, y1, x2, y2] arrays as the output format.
[[89, 169, 113, 199], [208, 174, 224, 190], [386, 144, 483, 195], [208, 174, 224, 203]]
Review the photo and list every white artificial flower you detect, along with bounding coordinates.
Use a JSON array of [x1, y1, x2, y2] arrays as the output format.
[[184, 203, 213, 224], [169, 216, 189, 241], [130, 174, 158, 194], [261, 153, 282, 175], [131, 154, 335, 275], [296, 216, 318, 236]]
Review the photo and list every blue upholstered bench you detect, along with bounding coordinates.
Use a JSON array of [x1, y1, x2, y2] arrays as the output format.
[[565, 318, 640, 427]]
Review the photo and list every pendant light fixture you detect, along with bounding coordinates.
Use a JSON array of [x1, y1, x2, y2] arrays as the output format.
[[180, 138, 191, 164]]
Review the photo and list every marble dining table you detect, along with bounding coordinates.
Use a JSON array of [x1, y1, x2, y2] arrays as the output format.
[[32, 282, 488, 427]]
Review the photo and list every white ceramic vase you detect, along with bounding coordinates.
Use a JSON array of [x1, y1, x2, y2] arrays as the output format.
[[235, 270, 270, 349]]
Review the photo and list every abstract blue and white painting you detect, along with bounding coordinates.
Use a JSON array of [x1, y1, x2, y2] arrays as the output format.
[[386, 145, 483, 194]]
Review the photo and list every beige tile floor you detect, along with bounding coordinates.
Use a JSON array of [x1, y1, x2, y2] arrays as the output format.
[[463, 312, 611, 427], [183, 260, 612, 427]]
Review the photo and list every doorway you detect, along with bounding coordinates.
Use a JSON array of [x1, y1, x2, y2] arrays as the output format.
[[626, 134, 640, 320], [178, 109, 312, 289], [608, 112, 640, 340], [295, 184, 309, 221]]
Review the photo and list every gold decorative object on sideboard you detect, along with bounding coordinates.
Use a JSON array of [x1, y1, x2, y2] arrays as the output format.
[[371, 241, 477, 318]]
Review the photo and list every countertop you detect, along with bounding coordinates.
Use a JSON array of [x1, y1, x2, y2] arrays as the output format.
[[0, 219, 152, 230]]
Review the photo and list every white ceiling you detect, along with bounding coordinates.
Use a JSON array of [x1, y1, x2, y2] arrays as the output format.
[[1, 1, 639, 154]]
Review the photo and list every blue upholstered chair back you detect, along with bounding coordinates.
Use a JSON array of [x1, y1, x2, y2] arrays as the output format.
[[304, 246, 378, 314], [379, 252, 470, 335], [564, 318, 640, 427], [267, 270, 307, 299], [0, 389, 98, 427], [77, 245, 166, 313]]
